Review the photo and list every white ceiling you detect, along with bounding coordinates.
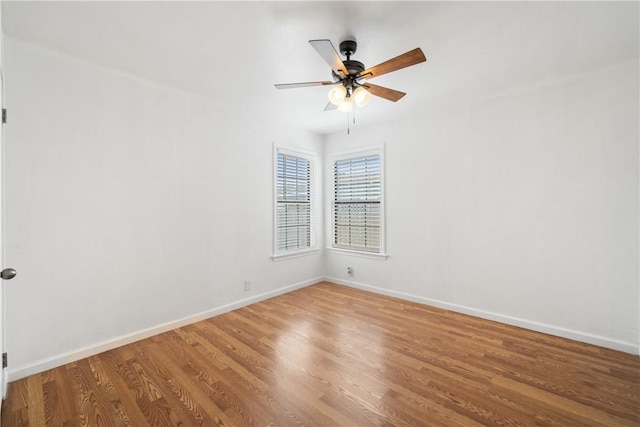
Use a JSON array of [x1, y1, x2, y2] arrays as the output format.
[[2, 1, 638, 135]]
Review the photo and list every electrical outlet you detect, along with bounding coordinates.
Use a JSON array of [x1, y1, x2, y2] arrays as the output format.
[[347, 267, 353, 276], [244, 280, 251, 291]]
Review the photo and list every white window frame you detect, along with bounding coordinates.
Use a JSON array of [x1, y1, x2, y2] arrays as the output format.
[[329, 146, 387, 260], [272, 146, 319, 261]]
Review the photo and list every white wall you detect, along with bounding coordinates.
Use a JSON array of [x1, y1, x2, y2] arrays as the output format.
[[3, 38, 324, 378], [324, 59, 639, 353]]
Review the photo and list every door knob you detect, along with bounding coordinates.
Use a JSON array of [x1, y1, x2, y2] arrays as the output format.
[[0, 268, 16, 280]]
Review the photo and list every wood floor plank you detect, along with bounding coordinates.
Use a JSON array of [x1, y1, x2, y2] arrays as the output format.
[[153, 339, 244, 426], [136, 340, 229, 426], [26, 374, 47, 426], [41, 376, 64, 425], [1, 374, 28, 426], [94, 351, 155, 427], [3, 282, 639, 426]]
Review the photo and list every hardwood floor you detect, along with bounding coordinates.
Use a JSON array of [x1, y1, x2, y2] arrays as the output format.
[[2, 282, 639, 426]]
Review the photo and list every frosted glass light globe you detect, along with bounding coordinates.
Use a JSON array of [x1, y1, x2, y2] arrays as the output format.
[[337, 97, 353, 113], [353, 86, 371, 107], [328, 85, 347, 105]]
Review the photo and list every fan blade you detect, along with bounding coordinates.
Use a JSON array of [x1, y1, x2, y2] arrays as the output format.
[[359, 48, 426, 80], [324, 102, 337, 111], [362, 83, 406, 102], [309, 39, 349, 77], [274, 81, 339, 89]]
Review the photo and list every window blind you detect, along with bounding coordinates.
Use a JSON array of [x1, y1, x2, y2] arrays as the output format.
[[276, 152, 312, 253], [333, 154, 381, 253]]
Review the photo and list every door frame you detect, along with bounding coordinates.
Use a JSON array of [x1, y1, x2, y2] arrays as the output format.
[[0, 0, 7, 400]]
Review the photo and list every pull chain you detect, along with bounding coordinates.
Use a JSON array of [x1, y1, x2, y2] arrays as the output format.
[[347, 109, 350, 135], [346, 106, 357, 135]]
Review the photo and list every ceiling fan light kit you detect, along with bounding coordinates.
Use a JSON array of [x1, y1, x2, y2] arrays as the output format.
[[275, 38, 427, 122]]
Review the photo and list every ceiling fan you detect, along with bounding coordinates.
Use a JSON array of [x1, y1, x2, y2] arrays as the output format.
[[274, 39, 426, 112]]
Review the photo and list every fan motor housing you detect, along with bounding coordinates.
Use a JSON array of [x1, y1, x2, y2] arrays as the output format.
[[332, 60, 365, 82], [344, 60, 365, 75], [331, 40, 365, 81]]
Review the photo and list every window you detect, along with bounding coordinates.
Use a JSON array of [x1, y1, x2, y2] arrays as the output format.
[[332, 150, 384, 254], [274, 148, 316, 257]]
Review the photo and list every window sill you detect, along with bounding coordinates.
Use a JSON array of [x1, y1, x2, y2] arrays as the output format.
[[271, 248, 320, 262], [326, 248, 388, 260]]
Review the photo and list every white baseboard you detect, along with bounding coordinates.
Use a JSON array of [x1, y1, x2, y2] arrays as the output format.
[[325, 276, 640, 356], [7, 277, 323, 382]]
